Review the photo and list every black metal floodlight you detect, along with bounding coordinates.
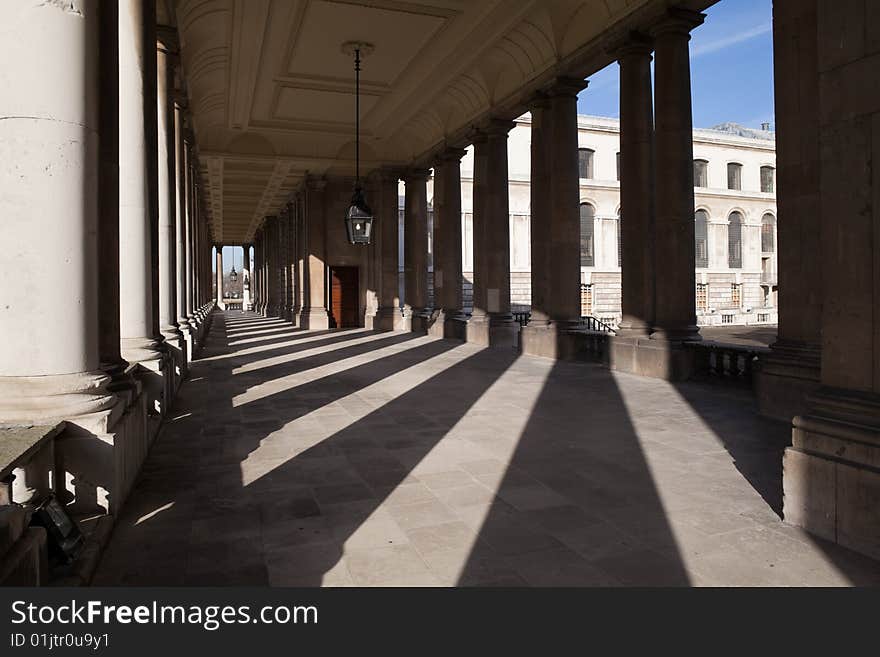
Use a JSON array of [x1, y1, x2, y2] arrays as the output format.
[[30, 494, 84, 564], [342, 41, 374, 245]]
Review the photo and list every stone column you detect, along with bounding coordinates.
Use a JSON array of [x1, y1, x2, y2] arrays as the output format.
[[173, 100, 192, 358], [184, 143, 196, 328], [243, 243, 252, 311], [430, 149, 467, 339], [756, 0, 822, 421], [157, 39, 181, 357], [649, 10, 703, 344], [781, 0, 880, 561], [520, 78, 587, 359], [373, 170, 404, 330], [256, 230, 265, 315], [615, 36, 655, 337], [119, 0, 165, 370], [299, 180, 331, 329], [97, 0, 131, 388], [252, 235, 261, 313], [403, 169, 431, 332], [263, 217, 278, 317], [293, 195, 305, 324], [215, 247, 224, 308], [280, 208, 292, 320], [0, 0, 115, 424]]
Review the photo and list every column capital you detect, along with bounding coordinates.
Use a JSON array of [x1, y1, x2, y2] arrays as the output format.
[[649, 8, 705, 38], [526, 91, 550, 111], [370, 166, 403, 184], [305, 175, 327, 192], [481, 118, 516, 137], [608, 31, 654, 58], [403, 168, 431, 183], [435, 147, 468, 164], [468, 127, 488, 145], [544, 76, 588, 99]]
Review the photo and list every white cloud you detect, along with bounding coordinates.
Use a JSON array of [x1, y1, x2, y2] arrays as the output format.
[[691, 23, 771, 58]]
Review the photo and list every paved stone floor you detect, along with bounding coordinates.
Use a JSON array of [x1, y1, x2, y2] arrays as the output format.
[[93, 312, 880, 586]]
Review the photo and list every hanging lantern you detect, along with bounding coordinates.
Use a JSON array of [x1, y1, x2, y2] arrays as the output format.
[[345, 187, 373, 244], [342, 41, 375, 245]]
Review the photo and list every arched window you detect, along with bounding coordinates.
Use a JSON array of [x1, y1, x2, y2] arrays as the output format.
[[580, 203, 595, 267], [578, 148, 594, 180], [695, 210, 709, 268], [617, 210, 622, 268], [761, 213, 776, 253], [728, 211, 743, 268], [727, 163, 742, 191], [694, 159, 709, 188], [760, 166, 775, 193]]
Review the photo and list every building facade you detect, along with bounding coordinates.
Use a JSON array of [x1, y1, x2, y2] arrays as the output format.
[[414, 116, 778, 328]]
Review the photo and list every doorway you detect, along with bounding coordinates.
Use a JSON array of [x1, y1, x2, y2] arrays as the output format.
[[330, 266, 360, 328]]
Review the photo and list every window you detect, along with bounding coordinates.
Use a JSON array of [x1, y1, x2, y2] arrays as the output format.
[[761, 213, 775, 253], [580, 284, 593, 316], [760, 166, 775, 193], [510, 214, 530, 270], [616, 211, 622, 268], [695, 210, 709, 268], [578, 148, 594, 180], [728, 211, 743, 268], [694, 159, 709, 188], [731, 283, 742, 307], [696, 284, 708, 311], [721, 314, 734, 324], [462, 212, 474, 271], [727, 163, 742, 191], [579, 203, 595, 267], [616, 152, 621, 181]]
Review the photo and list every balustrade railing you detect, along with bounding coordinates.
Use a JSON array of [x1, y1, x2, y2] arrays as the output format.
[[687, 341, 769, 385]]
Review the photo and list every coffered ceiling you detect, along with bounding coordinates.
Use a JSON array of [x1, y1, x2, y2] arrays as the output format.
[[170, 0, 675, 244]]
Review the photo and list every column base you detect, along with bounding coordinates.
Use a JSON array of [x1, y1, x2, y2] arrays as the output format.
[[406, 308, 431, 334], [466, 313, 518, 348], [372, 307, 407, 332], [784, 388, 880, 561], [0, 370, 116, 427], [609, 335, 696, 381], [756, 340, 822, 423], [300, 307, 330, 330], [519, 321, 585, 360], [427, 309, 467, 340]]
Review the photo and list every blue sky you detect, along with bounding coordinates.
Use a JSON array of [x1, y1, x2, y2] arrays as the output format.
[[577, 0, 774, 130]]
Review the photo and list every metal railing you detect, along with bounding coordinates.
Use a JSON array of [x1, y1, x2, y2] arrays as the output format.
[[581, 315, 616, 334]]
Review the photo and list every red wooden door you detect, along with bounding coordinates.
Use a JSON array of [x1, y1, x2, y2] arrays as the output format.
[[330, 266, 359, 328]]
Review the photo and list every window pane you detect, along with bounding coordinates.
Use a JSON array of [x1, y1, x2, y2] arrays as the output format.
[[728, 212, 743, 268], [695, 210, 709, 268], [694, 160, 708, 188], [761, 166, 775, 193], [617, 211, 622, 268], [578, 149, 594, 179], [727, 163, 742, 190], [579, 203, 594, 267], [761, 213, 775, 252]]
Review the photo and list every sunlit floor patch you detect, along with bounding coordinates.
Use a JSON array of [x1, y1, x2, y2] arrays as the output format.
[[92, 311, 880, 587]]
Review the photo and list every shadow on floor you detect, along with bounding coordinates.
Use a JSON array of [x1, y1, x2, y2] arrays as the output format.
[[92, 311, 880, 586]]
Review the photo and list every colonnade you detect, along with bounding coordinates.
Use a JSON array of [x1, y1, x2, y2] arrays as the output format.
[[0, 0, 214, 516]]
